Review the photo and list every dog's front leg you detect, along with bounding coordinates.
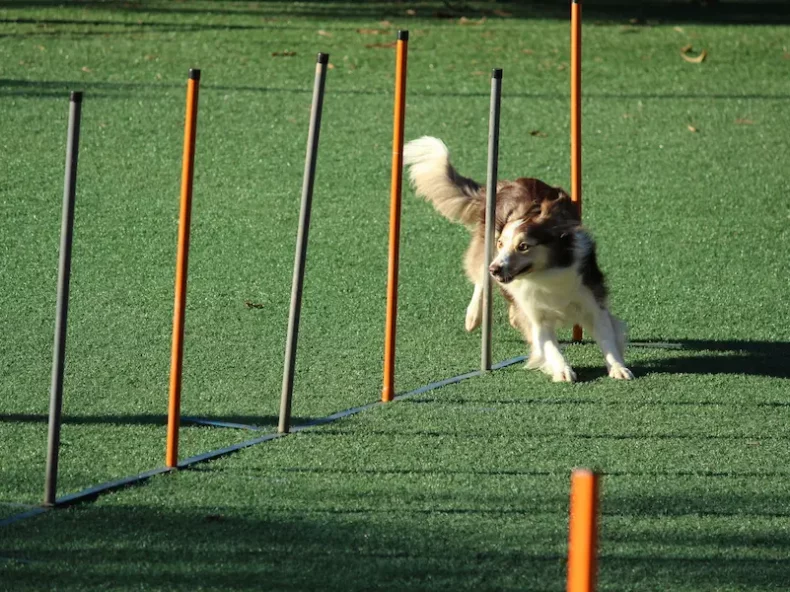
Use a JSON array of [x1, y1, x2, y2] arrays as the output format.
[[590, 309, 634, 380], [465, 283, 483, 331], [531, 322, 576, 382]]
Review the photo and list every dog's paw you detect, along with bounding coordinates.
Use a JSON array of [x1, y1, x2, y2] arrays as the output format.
[[552, 365, 577, 383], [609, 365, 634, 380], [465, 306, 481, 332]]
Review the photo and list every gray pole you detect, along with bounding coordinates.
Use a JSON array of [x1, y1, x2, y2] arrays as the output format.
[[44, 91, 83, 506], [278, 53, 329, 434], [482, 69, 502, 372]]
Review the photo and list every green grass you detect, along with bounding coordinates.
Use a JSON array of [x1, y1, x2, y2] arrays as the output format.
[[2, 1, 790, 589]]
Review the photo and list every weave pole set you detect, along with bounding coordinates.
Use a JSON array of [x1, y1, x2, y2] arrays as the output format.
[[27, 8, 602, 572]]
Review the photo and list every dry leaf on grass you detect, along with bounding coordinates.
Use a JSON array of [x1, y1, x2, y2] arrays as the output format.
[[406, 8, 416, 16], [317, 30, 332, 37], [522, 49, 534, 55], [687, 125, 698, 133], [379, 20, 393, 28], [81, 66, 92, 72], [673, 26, 685, 33], [244, 300, 265, 309], [272, 51, 296, 57], [529, 130, 548, 138], [459, 16, 486, 25], [365, 41, 397, 49], [492, 9, 512, 17], [327, 63, 335, 69], [471, 70, 486, 76], [680, 45, 707, 63], [357, 28, 382, 35], [735, 118, 754, 125]]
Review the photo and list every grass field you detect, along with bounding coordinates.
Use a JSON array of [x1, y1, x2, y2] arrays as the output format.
[[2, 1, 789, 589]]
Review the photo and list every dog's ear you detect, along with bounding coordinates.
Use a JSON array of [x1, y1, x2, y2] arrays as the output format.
[[538, 189, 579, 222]]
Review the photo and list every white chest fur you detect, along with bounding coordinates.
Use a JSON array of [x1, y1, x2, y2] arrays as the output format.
[[503, 266, 588, 328]]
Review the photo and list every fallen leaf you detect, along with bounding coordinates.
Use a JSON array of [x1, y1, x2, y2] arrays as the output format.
[[673, 26, 684, 33], [530, 130, 548, 137], [459, 16, 486, 25], [556, 63, 567, 71], [357, 28, 382, 35], [379, 20, 393, 28], [493, 9, 512, 17], [244, 300, 265, 309], [36, 44, 45, 51], [783, 52, 790, 60], [629, 17, 640, 24], [81, 66, 92, 72], [271, 51, 297, 57], [365, 41, 397, 49], [327, 63, 335, 69], [317, 30, 332, 37], [735, 118, 754, 125], [471, 70, 486, 76], [405, 8, 416, 16], [687, 125, 698, 133], [680, 46, 707, 63], [522, 49, 534, 55], [144, 54, 157, 61], [622, 113, 633, 118]]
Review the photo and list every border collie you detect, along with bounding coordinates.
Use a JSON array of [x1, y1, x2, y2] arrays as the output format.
[[403, 136, 633, 382]]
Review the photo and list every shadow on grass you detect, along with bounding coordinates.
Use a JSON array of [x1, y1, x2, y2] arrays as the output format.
[[1, 0, 788, 25], [495, 339, 790, 380], [0, 413, 301, 429], [3, 78, 790, 103], [2, 492, 790, 590]]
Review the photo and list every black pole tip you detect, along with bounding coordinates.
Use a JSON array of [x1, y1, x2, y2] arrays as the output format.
[[69, 91, 83, 102], [188, 69, 201, 80], [397, 30, 409, 41], [317, 52, 329, 64], [573, 0, 580, 4], [492, 68, 503, 79]]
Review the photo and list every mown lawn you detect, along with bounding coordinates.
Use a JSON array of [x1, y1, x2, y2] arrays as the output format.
[[1, 1, 789, 590]]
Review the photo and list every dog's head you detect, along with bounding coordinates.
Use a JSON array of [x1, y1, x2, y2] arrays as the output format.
[[487, 179, 578, 284]]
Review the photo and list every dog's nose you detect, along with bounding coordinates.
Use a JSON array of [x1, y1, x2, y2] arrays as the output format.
[[489, 262, 502, 275]]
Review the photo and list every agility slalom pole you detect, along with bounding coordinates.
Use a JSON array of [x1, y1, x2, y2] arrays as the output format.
[[278, 53, 330, 434], [566, 469, 600, 592], [166, 69, 201, 468], [571, 0, 583, 342], [381, 30, 408, 403], [44, 91, 83, 506], [481, 69, 502, 372]]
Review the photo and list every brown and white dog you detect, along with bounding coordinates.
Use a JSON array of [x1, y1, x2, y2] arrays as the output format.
[[403, 136, 633, 382]]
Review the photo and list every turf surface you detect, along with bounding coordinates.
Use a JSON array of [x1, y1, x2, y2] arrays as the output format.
[[1, 1, 789, 589]]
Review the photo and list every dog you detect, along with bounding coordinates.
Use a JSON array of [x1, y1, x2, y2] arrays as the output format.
[[403, 136, 633, 382]]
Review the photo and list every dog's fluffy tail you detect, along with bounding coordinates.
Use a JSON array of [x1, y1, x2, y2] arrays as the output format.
[[403, 136, 484, 226]]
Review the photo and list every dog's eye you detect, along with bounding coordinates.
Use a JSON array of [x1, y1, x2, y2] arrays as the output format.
[[517, 242, 529, 252], [496, 239, 503, 250]]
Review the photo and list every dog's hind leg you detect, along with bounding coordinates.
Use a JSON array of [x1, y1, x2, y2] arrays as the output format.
[[465, 283, 483, 332]]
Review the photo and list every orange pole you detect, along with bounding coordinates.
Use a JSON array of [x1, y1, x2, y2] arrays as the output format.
[[381, 31, 408, 403], [566, 469, 599, 592], [571, 0, 583, 343], [166, 69, 200, 468]]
